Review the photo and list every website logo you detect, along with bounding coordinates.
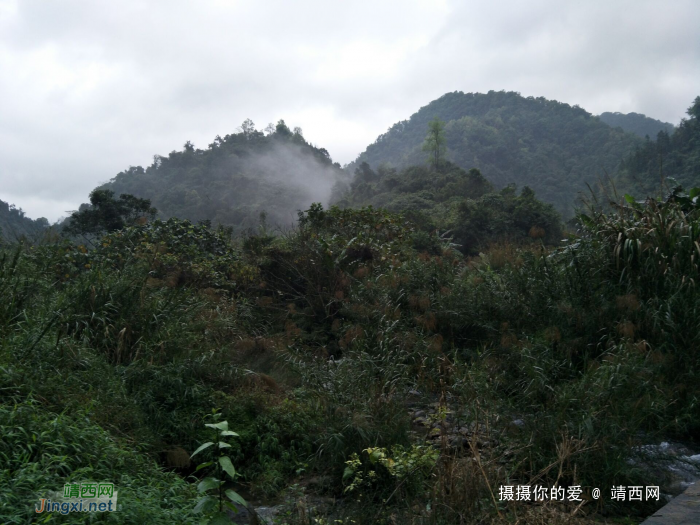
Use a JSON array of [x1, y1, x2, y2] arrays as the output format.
[[35, 482, 119, 515]]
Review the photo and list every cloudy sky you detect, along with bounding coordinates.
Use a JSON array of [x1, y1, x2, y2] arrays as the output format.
[[1, 0, 699, 222]]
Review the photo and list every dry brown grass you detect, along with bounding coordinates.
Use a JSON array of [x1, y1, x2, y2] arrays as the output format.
[[381, 305, 402, 321], [544, 326, 562, 343], [200, 287, 223, 302], [244, 372, 281, 394], [529, 225, 546, 239], [165, 447, 191, 469], [285, 320, 302, 338], [164, 270, 181, 288], [429, 334, 444, 353], [349, 303, 373, 317], [500, 333, 519, 349], [409, 294, 431, 312], [616, 294, 641, 312], [145, 277, 164, 288], [339, 325, 365, 348], [616, 320, 636, 339], [418, 295, 431, 312], [353, 266, 370, 279], [235, 337, 256, 351], [487, 243, 524, 270], [414, 312, 437, 331]]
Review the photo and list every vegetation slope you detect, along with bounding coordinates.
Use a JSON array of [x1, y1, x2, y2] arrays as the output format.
[[350, 90, 642, 217], [3, 183, 700, 523], [333, 160, 563, 255], [92, 120, 347, 235]]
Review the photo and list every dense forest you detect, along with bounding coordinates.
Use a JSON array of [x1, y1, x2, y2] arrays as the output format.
[[598, 111, 675, 139], [0, 198, 49, 242], [3, 93, 700, 524], [349, 91, 642, 217], [333, 161, 562, 254], [93, 119, 348, 234], [613, 96, 700, 198]]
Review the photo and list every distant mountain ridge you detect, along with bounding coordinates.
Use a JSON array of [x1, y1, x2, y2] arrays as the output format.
[[0, 198, 48, 242], [598, 111, 675, 139], [350, 90, 642, 217]]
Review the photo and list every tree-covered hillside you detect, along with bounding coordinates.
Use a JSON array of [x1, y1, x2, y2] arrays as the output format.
[[0, 198, 48, 242], [351, 91, 641, 217], [94, 120, 348, 234], [598, 111, 675, 139], [6, 95, 700, 524], [614, 96, 700, 198], [333, 161, 562, 254]]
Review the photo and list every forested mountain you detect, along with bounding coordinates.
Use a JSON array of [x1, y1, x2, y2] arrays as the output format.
[[350, 91, 641, 217], [0, 198, 48, 242], [94, 120, 348, 234], [615, 96, 700, 197], [598, 111, 675, 139]]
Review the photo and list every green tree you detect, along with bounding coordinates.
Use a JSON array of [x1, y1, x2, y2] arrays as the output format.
[[240, 118, 256, 138], [275, 119, 292, 137], [64, 189, 156, 236], [422, 117, 447, 170]]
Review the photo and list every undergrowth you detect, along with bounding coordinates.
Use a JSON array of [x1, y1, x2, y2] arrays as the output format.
[[2, 188, 699, 523]]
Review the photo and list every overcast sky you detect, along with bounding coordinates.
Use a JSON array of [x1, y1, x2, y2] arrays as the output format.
[[1, 0, 699, 222]]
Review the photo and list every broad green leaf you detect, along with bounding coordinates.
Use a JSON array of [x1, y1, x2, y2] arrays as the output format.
[[369, 449, 384, 464], [219, 456, 236, 479], [191, 442, 214, 458], [226, 489, 247, 506], [218, 441, 231, 449], [197, 477, 220, 493], [223, 500, 240, 513], [689, 187, 700, 199], [193, 495, 216, 514], [578, 213, 593, 227], [342, 466, 355, 480], [624, 194, 635, 205], [220, 430, 239, 437], [195, 460, 213, 472], [205, 421, 229, 431]]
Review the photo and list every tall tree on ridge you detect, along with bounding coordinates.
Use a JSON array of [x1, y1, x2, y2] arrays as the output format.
[[422, 117, 447, 170]]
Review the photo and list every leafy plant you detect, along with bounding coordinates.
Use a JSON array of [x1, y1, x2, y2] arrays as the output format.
[[343, 445, 438, 501], [190, 410, 247, 524]]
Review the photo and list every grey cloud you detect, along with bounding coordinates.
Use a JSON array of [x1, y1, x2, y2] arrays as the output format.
[[0, 0, 698, 222]]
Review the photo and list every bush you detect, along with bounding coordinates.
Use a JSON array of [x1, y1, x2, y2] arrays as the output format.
[[0, 399, 197, 524]]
